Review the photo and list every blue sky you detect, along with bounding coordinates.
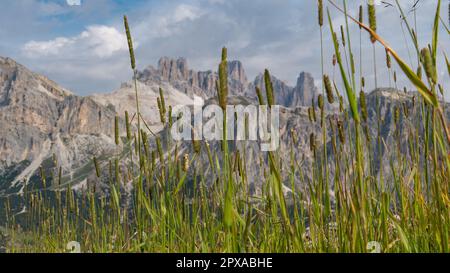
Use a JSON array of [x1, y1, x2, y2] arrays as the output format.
[[0, 0, 448, 97]]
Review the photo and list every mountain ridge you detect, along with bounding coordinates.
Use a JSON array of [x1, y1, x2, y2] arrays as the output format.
[[1, 55, 442, 201], [0, 56, 123, 194], [135, 56, 318, 107]]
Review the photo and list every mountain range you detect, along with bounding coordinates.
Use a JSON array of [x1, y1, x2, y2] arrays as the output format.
[[1, 55, 447, 205], [0, 56, 318, 195]]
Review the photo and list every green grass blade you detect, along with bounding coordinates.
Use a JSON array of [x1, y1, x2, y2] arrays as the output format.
[[445, 53, 450, 76], [431, 0, 441, 63]]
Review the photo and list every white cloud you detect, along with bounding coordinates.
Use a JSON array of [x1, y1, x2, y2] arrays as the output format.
[[66, 0, 81, 6], [22, 25, 127, 58], [173, 4, 202, 22], [135, 4, 205, 40], [10, 0, 448, 97], [22, 37, 73, 57]]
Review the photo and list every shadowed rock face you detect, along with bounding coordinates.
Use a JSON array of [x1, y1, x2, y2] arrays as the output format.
[[228, 60, 247, 84], [0, 57, 65, 168], [158, 57, 190, 82], [293, 72, 318, 106], [248, 71, 318, 107]]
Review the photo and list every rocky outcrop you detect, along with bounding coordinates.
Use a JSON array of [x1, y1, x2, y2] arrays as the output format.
[[0, 57, 121, 193], [90, 80, 194, 133], [137, 57, 250, 99], [0, 57, 67, 168], [136, 57, 320, 108], [248, 73, 293, 105], [248, 71, 318, 107], [158, 57, 190, 82], [228, 60, 247, 94], [292, 72, 318, 107]]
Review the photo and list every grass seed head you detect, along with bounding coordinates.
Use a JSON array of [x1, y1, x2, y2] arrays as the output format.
[[310, 132, 316, 152], [157, 97, 166, 124], [308, 107, 316, 123], [141, 129, 149, 154], [218, 48, 229, 110], [264, 69, 275, 107], [159, 88, 166, 114], [125, 111, 131, 141], [255, 86, 265, 105], [360, 91, 368, 122], [403, 102, 409, 117], [290, 128, 298, 145], [156, 137, 164, 161], [182, 154, 189, 172], [58, 166, 62, 185], [40, 166, 46, 188], [340, 25, 346, 47], [318, 94, 324, 111], [168, 106, 173, 127], [318, 0, 323, 27], [323, 75, 334, 104], [115, 158, 120, 184], [368, 2, 377, 43], [333, 31, 339, 49], [421, 47, 437, 84], [359, 5, 363, 28], [312, 106, 317, 122], [151, 151, 156, 169], [416, 66, 422, 79], [337, 120, 345, 144], [192, 138, 201, 154], [115, 116, 120, 146], [394, 106, 400, 124], [385, 49, 391, 69], [123, 16, 136, 70], [221, 47, 227, 62]]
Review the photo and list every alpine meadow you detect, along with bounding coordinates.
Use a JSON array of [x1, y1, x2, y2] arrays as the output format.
[[0, 0, 449, 254]]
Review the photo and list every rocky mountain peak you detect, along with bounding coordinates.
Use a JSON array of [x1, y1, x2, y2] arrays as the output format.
[[296, 72, 315, 88], [0, 56, 72, 103], [157, 57, 190, 82], [0, 56, 19, 69], [1, 57, 24, 85], [0, 57, 119, 187], [249, 73, 293, 106], [137, 57, 249, 99], [228, 60, 247, 85], [292, 72, 318, 106], [248, 71, 318, 108]]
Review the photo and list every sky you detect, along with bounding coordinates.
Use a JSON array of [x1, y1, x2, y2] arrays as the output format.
[[0, 0, 448, 97]]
